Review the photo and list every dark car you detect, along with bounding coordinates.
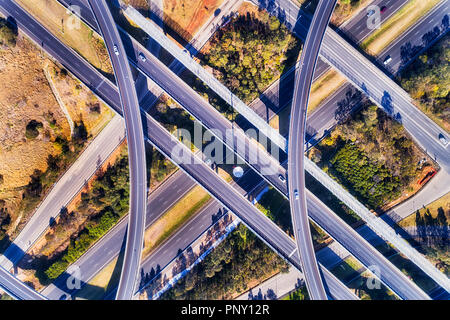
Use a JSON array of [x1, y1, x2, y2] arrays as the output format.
[[380, 6, 387, 13]]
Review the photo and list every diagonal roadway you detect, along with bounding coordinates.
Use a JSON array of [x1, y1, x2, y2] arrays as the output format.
[[0, 265, 46, 300], [0, 0, 438, 299], [10, 0, 434, 299], [254, 0, 450, 171], [0, 0, 355, 300]]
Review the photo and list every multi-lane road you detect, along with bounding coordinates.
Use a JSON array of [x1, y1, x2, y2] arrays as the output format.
[[0, 0, 446, 300], [248, 0, 412, 123], [2, 0, 439, 300], [0, 0, 356, 300], [257, 0, 450, 171], [86, 0, 147, 300], [287, 0, 337, 300], [0, 266, 46, 300]]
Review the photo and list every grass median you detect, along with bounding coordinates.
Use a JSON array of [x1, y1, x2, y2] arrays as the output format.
[[361, 0, 441, 55]]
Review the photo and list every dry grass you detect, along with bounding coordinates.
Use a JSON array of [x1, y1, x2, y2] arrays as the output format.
[[308, 69, 346, 114], [122, 0, 149, 11], [164, 0, 224, 37], [0, 33, 114, 240], [399, 193, 450, 229], [16, 0, 112, 74], [361, 0, 441, 54], [74, 256, 120, 300], [331, 0, 372, 27]]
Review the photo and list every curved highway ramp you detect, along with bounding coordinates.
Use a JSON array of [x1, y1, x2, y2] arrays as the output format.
[[87, 0, 147, 300], [287, 0, 337, 300]]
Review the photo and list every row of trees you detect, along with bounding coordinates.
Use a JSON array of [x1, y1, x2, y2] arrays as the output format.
[[0, 200, 11, 244], [38, 153, 129, 283], [330, 143, 401, 209], [415, 208, 448, 250], [256, 187, 329, 245]]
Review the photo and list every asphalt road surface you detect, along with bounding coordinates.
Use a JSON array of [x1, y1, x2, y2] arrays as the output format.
[[0, 0, 436, 300], [87, 0, 147, 300], [0, 265, 45, 300], [287, 0, 337, 300]]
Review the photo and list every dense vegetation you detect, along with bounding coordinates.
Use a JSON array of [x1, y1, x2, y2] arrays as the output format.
[[316, 104, 423, 209], [284, 285, 309, 300], [162, 224, 289, 300], [38, 151, 129, 282], [331, 0, 365, 26], [0, 18, 16, 47], [399, 34, 449, 130], [204, 10, 301, 103]]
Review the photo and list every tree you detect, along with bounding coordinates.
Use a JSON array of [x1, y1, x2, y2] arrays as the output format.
[[0, 18, 16, 47], [25, 120, 43, 139]]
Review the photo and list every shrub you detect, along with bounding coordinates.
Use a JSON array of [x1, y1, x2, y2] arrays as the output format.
[[25, 120, 43, 139], [0, 18, 16, 47]]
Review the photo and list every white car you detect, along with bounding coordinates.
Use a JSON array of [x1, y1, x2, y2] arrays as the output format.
[[383, 55, 392, 65], [113, 45, 119, 56], [139, 52, 146, 62], [439, 135, 448, 146]]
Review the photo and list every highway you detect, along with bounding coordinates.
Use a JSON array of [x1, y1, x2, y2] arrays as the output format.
[[0, 0, 353, 299], [246, 0, 448, 143], [118, 21, 434, 299], [86, 0, 147, 300], [0, 0, 438, 300], [248, 0, 411, 123], [0, 0, 359, 299], [12, 0, 436, 299], [137, 0, 244, 110], [286, 0, 337, 300], [254, 0, 450, 171], [0, 266, 46, 300]]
